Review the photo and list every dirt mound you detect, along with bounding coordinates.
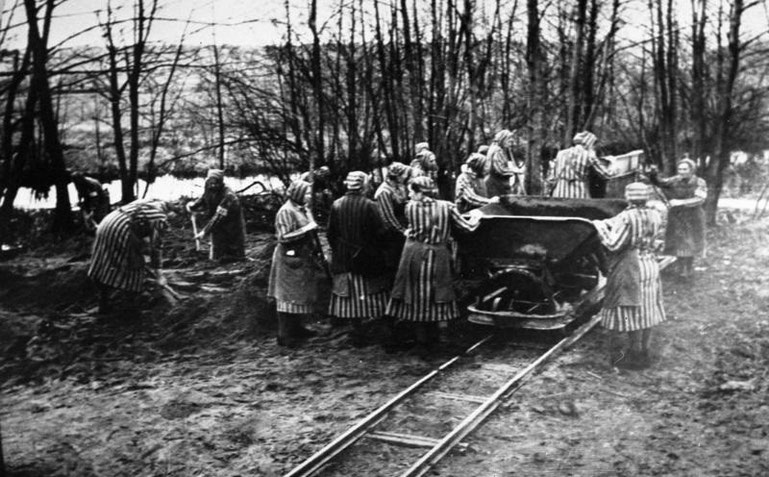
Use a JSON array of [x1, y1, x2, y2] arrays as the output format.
[[0, 262, 96, 313]]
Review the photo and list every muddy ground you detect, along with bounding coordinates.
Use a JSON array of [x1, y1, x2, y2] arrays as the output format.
[[1, 205, 768, 476]]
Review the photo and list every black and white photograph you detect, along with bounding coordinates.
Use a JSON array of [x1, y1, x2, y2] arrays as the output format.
[[1, 0, 768, 475]]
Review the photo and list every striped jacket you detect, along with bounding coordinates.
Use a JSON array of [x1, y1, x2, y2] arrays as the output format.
[[327, 192, 384, 275], [88, 200, 167, 292], [374, 180, 407, 234], [547, 145, 612, 198], [593, 205, 666, 331], [454, 171, 491, 213]]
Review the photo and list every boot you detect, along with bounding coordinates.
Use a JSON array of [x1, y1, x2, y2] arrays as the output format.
[[350, 318, 366, 348], [277, 313, 300, 348], [293, 314, 317, 340], [97, 285, 113, 314]]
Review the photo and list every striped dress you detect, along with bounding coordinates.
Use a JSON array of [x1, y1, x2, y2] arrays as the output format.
[[484, 144, 515, 197], [88, 200, 168, 293], [267, 200, 323, 314], [327, 193, 389, 319], [387, 198, 479, 322], [454, 171, 492, 213], [374, 181, 407, 234], [593, 205, 667, 332], [547, 145, 612, 198]]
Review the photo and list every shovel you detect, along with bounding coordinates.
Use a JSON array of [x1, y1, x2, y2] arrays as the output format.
[[191, 213, 201, 251]]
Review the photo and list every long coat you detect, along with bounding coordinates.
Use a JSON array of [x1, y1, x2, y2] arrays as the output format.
[[653, 175, 707, 258], [374, 180, 408, 277], [189, 187, 246, 260], [267, 199, 325, 313], [547, 145, 612, 198], [592, 205, 666, 332], [327, 192, 390, 319], [387, 198, 479, 322]]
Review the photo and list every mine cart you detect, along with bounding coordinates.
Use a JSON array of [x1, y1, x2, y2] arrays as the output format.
[[457, 197, 629, 331]]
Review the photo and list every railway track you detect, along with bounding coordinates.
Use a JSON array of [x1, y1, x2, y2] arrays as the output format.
[[284, 256, 676, 477]]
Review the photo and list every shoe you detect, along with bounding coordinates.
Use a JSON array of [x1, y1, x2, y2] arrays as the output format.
[[295, 327, 318, 339], [277, 336, 300, 348]]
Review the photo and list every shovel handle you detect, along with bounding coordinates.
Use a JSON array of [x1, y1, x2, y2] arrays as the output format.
[[191, 214, 201, 251]]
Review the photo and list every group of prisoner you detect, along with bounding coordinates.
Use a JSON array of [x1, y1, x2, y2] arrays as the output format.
[[78, 129, 707, 368]]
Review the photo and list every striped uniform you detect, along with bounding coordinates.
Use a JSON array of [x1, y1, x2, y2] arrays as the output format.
[[386, 198, 479, 322], [547, 145, 612, 198], [88, 200, 168, 293], [593, 206, 667, 332], [484, 144, 515, 197], [374, 180, 407, 234], [327, 192, 389, 319], [454, 171, 491, 213], [268, 199, 321, 314]]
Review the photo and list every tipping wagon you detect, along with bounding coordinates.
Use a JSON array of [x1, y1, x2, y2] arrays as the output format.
[[456, 150, 651, 331]]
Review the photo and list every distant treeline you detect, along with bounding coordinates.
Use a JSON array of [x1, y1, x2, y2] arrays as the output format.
[[1, 0, 769, 238]]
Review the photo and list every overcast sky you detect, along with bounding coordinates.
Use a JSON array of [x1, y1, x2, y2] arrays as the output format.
[[2, 0, 768, 50]]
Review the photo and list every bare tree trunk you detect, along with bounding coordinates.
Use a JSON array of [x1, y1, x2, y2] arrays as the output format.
[[212, 42, 226, 169], [526, 0, 545, 195], [309, 0, 324, 172], [564, 0, 587, 144], [704, 0, 744, 225], [690, 0, 707, 162], [23, 0, 72, 233]]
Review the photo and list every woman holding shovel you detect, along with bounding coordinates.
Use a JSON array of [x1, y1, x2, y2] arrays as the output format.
[[88, 199, 170, 314], [186, 169, 246, 261]]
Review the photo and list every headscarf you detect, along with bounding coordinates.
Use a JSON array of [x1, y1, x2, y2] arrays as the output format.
[[206, 169, 224, 182], [492, 129, 514, 146], [409, 175, 438, 199], [625, 182, 651, 203], [286, 180, 311, 205], [573, 131, 597, 149], [465, 153, 486, 175], [415, 142, 430, 154], [477, 145, 490, 155], [387, 161, 410, 179], [677, 158, 696, 171], [414, 150, 438, 171], [344, 171, 368, 192]]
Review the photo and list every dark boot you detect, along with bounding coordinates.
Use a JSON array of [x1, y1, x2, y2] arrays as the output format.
[[97, 284, 112, 314], [277, 312, 300, 348], [293, 314, 317, 340]]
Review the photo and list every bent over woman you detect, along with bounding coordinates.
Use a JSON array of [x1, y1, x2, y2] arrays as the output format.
[[267, 180, 325, 347], [386, 176, 481, 349], [88, 199, 168, 313], [592, 182, 667, 369]]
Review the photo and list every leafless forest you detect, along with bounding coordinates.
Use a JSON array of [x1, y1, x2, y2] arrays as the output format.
[[1, 0, 769, 235]]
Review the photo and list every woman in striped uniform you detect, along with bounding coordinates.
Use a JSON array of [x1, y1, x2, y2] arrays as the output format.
[[410, 149, 439, 182], [649, 158, 707, 279], [374, 162, 411, 282], [547, 131, 614, 198], [328, 171, 390, 346], [88, 199, 169, 313], [455, 153, 499, 213], [267, 180, 325, 347], [186, 169, 246, 261], [592, 182, 667, 369], [485, 129, 525, 197], [387, 176, 481, 348]]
